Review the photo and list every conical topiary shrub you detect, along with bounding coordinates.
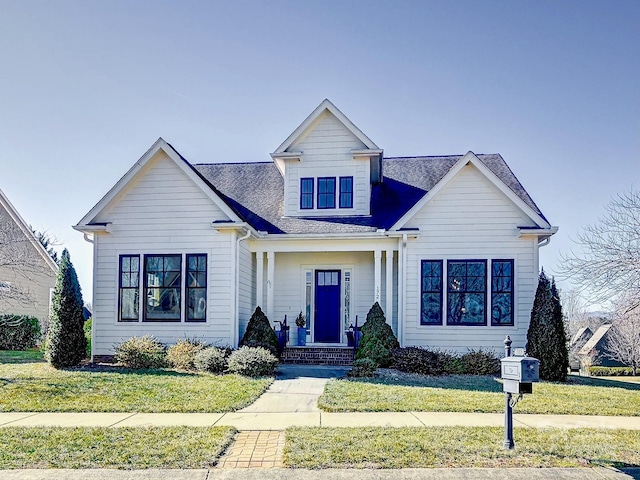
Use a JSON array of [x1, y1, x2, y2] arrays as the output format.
[[239, 306, 279, 357], [355, 302, 399, 367]]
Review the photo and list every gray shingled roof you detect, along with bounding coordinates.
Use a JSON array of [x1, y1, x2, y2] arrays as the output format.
[[192, 154, 547, 235]]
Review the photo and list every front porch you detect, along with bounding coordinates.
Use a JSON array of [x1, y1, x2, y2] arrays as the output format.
[[280, 346, 356, 366]]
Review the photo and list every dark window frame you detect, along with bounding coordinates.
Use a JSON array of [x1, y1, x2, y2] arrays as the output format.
[[300, 177, 314, 210], [339, 176, 354, 209], [420, 260, 443, 325], [491, 259, 514, 326], [317, 177, 336, 209], [446, 259, 487, 326], [118, 254, 140, 322], [143, 254, 182, 323], [186, 253, 207, 323]]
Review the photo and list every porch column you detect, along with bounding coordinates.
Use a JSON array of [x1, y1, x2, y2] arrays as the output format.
[[385, 249, 394, 326], [256, 251, 264, 310], [267, 251, 275, 321], [374, 249, 382, 305]]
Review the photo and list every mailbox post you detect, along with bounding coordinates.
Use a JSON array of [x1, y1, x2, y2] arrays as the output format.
[[500, 335, 539, 449]]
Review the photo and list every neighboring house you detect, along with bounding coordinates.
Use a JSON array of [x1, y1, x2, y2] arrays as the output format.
[[578, 324, 624, 368], [0, 189, 58, 324], [74, 99, 557, 359], [569, 326, 593, 372]]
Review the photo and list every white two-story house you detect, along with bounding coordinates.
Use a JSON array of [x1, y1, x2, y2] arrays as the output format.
[[74, 99, 557, 360]]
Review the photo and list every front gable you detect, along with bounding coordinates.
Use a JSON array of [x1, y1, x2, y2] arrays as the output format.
[[392, 152, 554, 239], [75, 138, 243, 233], [271, 100, 383, 218]]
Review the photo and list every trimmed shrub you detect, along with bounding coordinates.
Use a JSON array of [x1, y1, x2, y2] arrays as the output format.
[[348, 358, 378, 377], [391, 347, 443, 375], [239, 307, 279, 357], [195, 346, 232, 374], [167, 338, 205, 371], [45, 249, 87, 368], [590, 366, 636, 377], [459, 349, 501, 375], [114, 335, 166, 369], [226, 346, 278, 377], [355, 302, 399, 367], [439, 351, 466, 375], [0, 315, 41, 350]]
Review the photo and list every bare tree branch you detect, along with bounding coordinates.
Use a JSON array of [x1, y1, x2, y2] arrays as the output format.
[[606, 302, 640, 375], [559, 189, 640, 308]]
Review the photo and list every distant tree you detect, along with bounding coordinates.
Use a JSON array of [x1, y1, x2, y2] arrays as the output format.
[[526, 271, 569, 382], [30, 226, 59, 265], [606, 302, 640, 376], [560, 189, 640, 310], [560, 289, 590, 338], [45, 249, 86, 368]]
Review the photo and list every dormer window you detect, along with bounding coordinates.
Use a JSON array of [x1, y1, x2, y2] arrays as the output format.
[[300, 178, 314, 209], [339, 176, 353, 208], [317, 177, 336, 209]]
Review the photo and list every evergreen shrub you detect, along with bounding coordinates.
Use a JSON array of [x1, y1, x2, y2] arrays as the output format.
[[348, 358, 378, 377], [45, 249, 87, 368], [83, 318, 92, 358], [239, 307, 279, 357], [526, 272, 569, 381], [167, 338, 205, 370], [226, 346, 278, 377], [195, 346, 232, 374], [355, 302, 399, 367], [0, 315, 41, 350], [114, 335, 166, 369]]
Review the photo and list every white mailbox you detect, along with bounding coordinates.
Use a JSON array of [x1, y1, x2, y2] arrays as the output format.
[[501, 356, 539, 383]]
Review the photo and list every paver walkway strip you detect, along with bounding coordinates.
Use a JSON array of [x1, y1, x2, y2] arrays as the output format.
[[216, 430, 285, 469]]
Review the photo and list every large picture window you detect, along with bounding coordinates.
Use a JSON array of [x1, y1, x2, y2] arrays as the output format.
[[186, 254, 207, 322], [317, 177, 336, 209], [447, 260, 486, 325], [421, 260, 443, 325], [339, 176, 353, 208], [300, 178, 314, 209], [119, 255, 139, 322], [491, 260, 514, 326], [144, 255, 182, 322]]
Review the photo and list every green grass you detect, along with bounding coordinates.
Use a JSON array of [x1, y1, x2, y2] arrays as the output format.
[[0, 349, 44, 363], [0, 352, 272, 412], [0, 426, 235, 469], [318, 372, 640, 416], [284, 426, 640, 469]]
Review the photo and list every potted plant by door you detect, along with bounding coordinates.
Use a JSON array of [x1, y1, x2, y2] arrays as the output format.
[[295, 312, 307, 346]]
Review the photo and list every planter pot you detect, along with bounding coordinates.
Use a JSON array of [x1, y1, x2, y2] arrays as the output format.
[[297, 327, 307, 346]]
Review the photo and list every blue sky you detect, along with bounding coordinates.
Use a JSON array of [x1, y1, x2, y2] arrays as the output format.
[[1, 0, 638, 305]]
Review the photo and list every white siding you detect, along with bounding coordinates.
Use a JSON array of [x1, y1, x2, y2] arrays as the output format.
[[237, 239, 254, 340], [284, 111, 371, 217], [91, 151, 235, 355], [402, 163, 539, 353]]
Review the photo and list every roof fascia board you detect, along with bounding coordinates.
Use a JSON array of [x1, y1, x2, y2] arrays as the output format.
[[0, 189, 58, 273], [273, 99, 379, 154], [390, 151, 553, 231], [75, 138, 242, 227]]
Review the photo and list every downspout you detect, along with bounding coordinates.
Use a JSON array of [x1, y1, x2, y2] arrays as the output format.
[[538, 237, 551, 247], [234, 228, 252, 347], [81, 232, 95, 362]]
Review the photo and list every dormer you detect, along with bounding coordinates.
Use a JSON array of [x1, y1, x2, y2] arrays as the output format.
[[271, 99, 383, 217]]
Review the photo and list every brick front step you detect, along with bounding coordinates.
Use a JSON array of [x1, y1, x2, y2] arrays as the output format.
[[280, 346, 355, 366]]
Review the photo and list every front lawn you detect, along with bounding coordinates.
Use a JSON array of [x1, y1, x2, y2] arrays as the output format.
[[318, 370, 640, 416], [284, 426, 640, 469], [0, 426, 235, 469], [0, 352, 272, 412]]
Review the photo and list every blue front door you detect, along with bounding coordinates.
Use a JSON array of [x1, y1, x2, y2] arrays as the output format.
[[315, 270, 341, 343]]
